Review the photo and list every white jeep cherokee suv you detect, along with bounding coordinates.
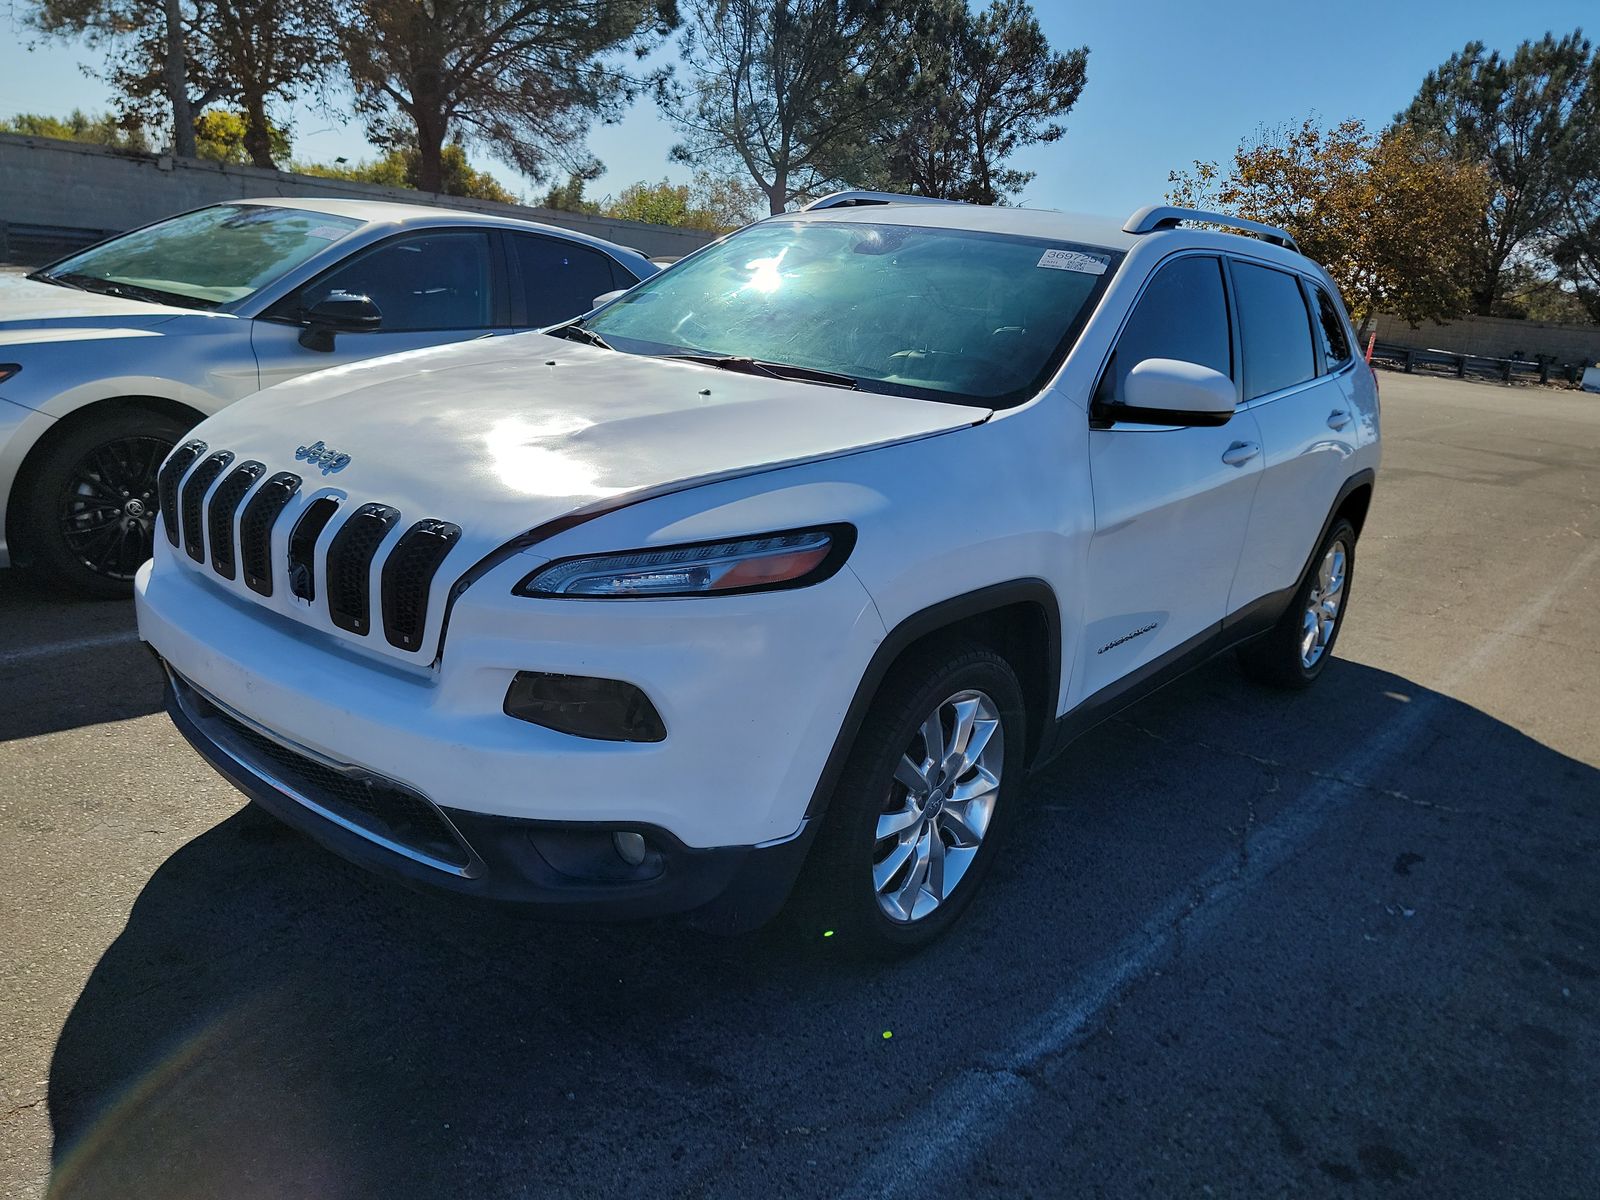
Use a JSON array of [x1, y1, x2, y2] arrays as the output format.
[[134, 196, 1379, 952]]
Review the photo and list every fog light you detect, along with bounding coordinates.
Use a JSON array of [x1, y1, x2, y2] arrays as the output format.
[[503, 671, 666, 742], [614, 831, 647, 866]]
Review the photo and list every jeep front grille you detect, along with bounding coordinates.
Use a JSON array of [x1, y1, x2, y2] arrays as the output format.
[[164, 449, 461, 655], [327, 503, 400, 635], [207, 460, 265, 579], [157, 440, 206, 547]]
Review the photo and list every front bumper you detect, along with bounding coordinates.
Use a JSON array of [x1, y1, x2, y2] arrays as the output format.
[[164, 665, 815, 930]]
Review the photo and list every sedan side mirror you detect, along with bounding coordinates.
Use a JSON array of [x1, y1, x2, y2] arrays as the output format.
[[1115, 357, 1236, 426], [299, 290, 382, 352], [591, 288, 628, 310]]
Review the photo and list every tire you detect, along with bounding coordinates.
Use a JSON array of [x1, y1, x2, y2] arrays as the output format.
[[19, 407, 190, 598], [789, 640, 1026, 956], [1237, 517, 1357, 690]]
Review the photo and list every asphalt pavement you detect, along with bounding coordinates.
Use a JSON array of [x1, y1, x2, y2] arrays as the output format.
[[2, 372, 1598, 1199]]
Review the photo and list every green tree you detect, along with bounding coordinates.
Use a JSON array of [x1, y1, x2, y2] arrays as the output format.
[[1169, 118, 1490, 340], [1397, 30, 1598, 315], [878, 0, 1088, 205], [541, 173, 602, 214], [341, 0, 674, 196], [193, 108, 291, 163], [598, 171, 762, 230], [29, 0, 339, 165], [663, 0, 918, 214], [296, 144, 519, 202], [0, 109, 153, 152]]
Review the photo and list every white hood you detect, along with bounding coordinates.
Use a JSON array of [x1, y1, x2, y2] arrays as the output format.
[[191, 333, 989, 560]]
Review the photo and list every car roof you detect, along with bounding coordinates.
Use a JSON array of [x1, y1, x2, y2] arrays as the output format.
[[224, 196, 654, 267], [783, 202, 1320, 273], [786, 203, 1142, 250]]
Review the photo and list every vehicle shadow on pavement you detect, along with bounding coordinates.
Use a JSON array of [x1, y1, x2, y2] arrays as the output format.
[[41, 659, 1600, 1199]]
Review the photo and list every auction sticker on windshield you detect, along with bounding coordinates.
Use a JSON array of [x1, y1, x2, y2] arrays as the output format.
[[1036, 248, 1109, 274]]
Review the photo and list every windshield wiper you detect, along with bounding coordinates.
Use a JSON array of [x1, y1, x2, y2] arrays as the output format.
[[661, 354, 859, 390], [44, 271, 212, 310], [28, 270, 88, 292], [549, 323, 615, 351]]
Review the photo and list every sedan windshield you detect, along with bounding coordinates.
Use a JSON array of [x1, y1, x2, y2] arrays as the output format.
[[578, 218, 1122, 406], [35, 204, 363, 309]]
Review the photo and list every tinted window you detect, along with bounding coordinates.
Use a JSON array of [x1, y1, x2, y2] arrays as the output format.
[[309, 231, 491, 331], [512, 235, 622, 327], [1098, 255, 1231, 404], [1233, 262, 1316, 399], [1313, 285, 1352, 368]]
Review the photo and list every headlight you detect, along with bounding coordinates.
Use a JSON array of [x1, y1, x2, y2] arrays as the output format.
[[0, 364, 20, 385], [515, 525, 854, 598]]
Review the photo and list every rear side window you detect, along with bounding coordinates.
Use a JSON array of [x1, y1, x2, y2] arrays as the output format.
[[1097, 255, 1231, 405], [1312, 284, 1352, 368], [511, 235, 625, 327], [1232, 261, 1316, 400]]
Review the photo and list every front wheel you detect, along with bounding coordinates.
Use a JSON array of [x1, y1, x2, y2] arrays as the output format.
[[1238, 517, 1356, 689], [20, 408, 189, 598], [791, 642, 1026, 955]]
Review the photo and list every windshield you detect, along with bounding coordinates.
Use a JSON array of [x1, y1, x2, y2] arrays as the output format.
[[35, 204, 364, 309], [577, 218, 1122, 406]]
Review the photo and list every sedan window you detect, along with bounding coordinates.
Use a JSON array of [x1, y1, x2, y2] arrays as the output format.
[[307, 232, 493, 331], [35, 205, 362, 308], [511, 235, 628, 327]]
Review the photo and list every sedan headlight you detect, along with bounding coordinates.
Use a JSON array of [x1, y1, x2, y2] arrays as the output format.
[[0, 364, 20, 385], [515, 525, 854, 598]]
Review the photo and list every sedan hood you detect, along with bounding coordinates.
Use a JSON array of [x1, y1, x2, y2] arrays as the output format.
[[192, 334, 990, 559], [0, 272, 194, 333]]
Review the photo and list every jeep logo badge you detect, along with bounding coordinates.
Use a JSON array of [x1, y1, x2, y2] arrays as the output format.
[[295, 440, 351, 475]]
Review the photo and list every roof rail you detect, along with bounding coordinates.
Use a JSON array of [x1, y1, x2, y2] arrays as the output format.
[[801, 190, 963, 211], [1122, 205, 1299, 253]]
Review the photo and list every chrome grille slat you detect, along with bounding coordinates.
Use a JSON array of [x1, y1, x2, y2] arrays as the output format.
[[207, 461, 265, 579], [181, 451, 233, 562]]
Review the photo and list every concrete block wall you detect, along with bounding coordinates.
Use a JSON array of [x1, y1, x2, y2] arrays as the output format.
[[0, 132, 719, 261], [1373, 311, 1600, 367]]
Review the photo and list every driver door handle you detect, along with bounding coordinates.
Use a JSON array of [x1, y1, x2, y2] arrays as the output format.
[[1327, 409, 1352, 430], [1221, 440, 1261, 467]]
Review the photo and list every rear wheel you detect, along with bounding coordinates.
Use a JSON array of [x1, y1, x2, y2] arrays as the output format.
[[21, 408, 189, 598], [1238, 517, 1356, 689], [791, 642, 1025, 955]]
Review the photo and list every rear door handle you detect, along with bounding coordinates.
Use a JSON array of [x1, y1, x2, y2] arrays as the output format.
[[1221, 440, 1261, 467], [1327, 409, 1352, 430]]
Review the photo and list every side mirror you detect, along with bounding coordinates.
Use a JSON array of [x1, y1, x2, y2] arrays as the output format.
[[591, 288, 628, 310], [299, 290, 382, 352], [1115, 357, 1236, 426]]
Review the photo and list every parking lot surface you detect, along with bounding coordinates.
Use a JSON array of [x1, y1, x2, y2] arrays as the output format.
[[2, 373, 1598, 1198]]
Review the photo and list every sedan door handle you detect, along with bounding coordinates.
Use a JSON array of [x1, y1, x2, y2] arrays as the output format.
[[1221, 440, 1261, 467], [1327, 409, 1352, 430]]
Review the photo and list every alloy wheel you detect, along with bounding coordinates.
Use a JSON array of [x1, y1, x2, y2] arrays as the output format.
[[1300, 538, 1348, 668], [58, 434, 172, 581], [872, 688, 1005, 923]]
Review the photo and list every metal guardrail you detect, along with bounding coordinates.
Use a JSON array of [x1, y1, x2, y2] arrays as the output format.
[[1368, 341, 1590, 388]]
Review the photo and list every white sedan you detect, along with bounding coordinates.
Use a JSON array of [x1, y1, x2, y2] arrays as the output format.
[[0, 197, 657, 594]]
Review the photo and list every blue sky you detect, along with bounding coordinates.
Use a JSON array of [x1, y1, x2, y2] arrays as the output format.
[[1, 0, 1592, 216]]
